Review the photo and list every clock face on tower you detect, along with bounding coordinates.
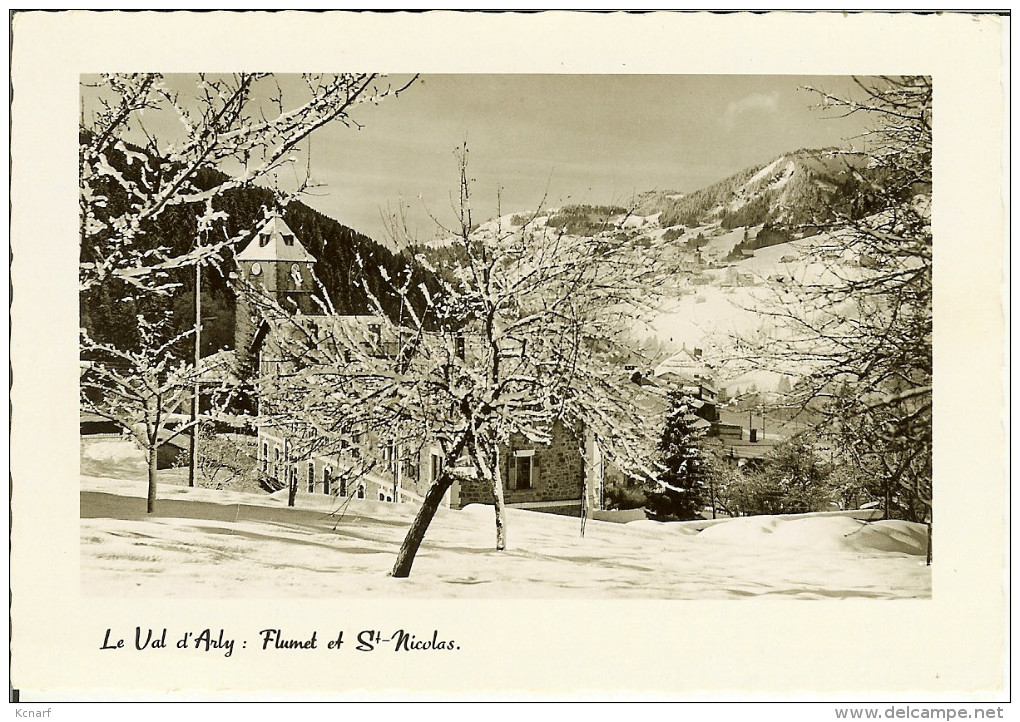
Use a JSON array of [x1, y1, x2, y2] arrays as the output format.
[[250, 262, 262, 277]]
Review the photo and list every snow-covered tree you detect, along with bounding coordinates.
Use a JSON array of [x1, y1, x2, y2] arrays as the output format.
[[739, 77, 932, 537], [256, 146, 667, 577], [644, 391, 708, 521], [79, 73, 415, 295], [804, 76, 932, 525], [80, 312, 235, 513], [79, 73, 416, 513]]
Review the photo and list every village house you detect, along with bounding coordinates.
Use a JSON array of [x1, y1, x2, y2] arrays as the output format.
[[650, 349, 802, 471], [236, 215, 604, 515]]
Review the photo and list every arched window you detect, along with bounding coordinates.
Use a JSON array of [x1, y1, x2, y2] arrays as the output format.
[[307, 462, 315, 493], [323, 467, 331, 495]]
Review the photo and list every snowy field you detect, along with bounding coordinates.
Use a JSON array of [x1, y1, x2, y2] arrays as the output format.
[[80, 440, 931, 599]]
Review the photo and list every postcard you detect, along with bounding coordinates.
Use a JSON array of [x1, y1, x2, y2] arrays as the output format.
[[9, 10, 1008, 701]]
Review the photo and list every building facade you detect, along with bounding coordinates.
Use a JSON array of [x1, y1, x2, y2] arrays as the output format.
[[239, 216, 600, 513]]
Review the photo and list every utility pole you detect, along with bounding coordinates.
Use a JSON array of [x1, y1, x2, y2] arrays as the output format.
[[188, 256, 202, 487], [393, 443, 402, 504]]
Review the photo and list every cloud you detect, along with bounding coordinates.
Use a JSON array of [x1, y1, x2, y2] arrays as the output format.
[[722, 91, 781, 130]]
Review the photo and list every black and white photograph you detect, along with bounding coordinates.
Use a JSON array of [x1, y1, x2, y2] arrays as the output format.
[[11, 10, 1008, 702], [77, 72, 934, 598]]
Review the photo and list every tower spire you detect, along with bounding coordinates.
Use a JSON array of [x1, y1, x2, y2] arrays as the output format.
[[233, 215, 318, 368]]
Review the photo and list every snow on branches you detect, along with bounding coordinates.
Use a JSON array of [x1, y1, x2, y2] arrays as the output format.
[[80, 312, 240, 513], [250, 148, 670, 575], [743, 77, 932, 524], [79, 73, 416, 294]]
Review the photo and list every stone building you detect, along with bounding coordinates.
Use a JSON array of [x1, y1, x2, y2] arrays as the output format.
[[456, 421, 596, 514], [234, 214, 318, 369], [240, 215, 602, 514]]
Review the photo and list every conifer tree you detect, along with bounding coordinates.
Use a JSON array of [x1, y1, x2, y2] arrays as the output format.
[[645, 391, 708, 521]]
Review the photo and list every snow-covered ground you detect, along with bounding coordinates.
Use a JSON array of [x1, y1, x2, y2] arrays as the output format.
[[80, 440, 930, 600]]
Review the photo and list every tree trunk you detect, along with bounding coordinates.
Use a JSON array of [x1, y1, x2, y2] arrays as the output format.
[[391, 473, 454, 578], [146, 443, 158, 514], [491, 447, 507, 551], [288, 474, 297, 507], [926, 506, 932, 566]]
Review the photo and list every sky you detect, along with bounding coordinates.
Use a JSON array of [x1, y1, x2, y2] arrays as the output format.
[[298, 75, 872, 245], [84, 74, 874, 247]]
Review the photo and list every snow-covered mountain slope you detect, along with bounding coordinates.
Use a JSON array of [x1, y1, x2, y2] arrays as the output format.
[[637, 147, 867, 230], [402, 148, 878, 394]]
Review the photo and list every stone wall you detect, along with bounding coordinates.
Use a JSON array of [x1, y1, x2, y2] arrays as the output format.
[[455, 421, 585, 508]]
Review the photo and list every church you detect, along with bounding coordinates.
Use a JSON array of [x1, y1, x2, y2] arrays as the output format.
[[233, 214, 604, 515]]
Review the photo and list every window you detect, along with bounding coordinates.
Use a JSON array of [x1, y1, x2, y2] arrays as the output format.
[[515, 455, 533, 489], [357, 485, 365, 499], [511, 450, 536, 490], [323, 467, 331, 496], [430, 452, 444, 484], [379, 492, 386, 501], [454, 334, 466, 360], [307, 462, 315, 493], [261, 442, 269, 475]]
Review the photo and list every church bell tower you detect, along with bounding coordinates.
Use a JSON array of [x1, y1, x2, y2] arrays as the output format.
[[234, 214, 318, 365]]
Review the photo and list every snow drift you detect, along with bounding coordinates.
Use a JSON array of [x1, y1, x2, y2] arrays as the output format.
[[79, 466, 930, 600]]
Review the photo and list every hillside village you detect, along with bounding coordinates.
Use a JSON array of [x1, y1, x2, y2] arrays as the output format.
[[84, 177, 887, 522], [223, 212, 811, 517], [78, 73, 932, 590]]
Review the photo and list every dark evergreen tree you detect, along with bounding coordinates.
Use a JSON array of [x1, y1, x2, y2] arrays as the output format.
[[645, 391, 708, 521]]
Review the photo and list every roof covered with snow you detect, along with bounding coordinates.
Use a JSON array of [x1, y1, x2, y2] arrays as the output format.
[[236, 215, 317, 263]]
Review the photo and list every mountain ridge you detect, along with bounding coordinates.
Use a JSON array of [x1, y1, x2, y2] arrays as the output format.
[[79, 134, 437, 356], [635, 147, 868, 231]]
